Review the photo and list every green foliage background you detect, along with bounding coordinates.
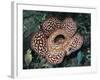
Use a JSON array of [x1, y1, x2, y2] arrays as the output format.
[[23, 10, 91, 69]]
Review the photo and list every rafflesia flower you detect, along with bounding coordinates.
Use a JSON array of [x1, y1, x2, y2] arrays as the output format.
[[31, 17, 83, 64]]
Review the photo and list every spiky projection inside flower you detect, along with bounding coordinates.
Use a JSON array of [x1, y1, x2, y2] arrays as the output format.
[[31, 17, 83, 64]]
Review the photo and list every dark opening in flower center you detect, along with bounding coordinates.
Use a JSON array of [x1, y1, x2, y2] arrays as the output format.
[[54, 34, 65, 44]]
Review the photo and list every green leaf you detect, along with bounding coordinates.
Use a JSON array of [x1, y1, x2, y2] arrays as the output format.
[[24, 49, 32, 66], [77, 51, 84, 65]]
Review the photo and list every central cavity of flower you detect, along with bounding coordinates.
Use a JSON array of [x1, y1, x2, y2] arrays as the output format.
[[54, 34, 65, 45], [47, 29, 69, 54]]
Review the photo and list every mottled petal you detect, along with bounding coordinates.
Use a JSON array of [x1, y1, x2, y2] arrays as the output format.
[[41, 17, 61, 36], [46, 52, 65, 64], [66, 33, 83, 55], [61, 17, 77, 37], [31, 31, 48, 56]]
